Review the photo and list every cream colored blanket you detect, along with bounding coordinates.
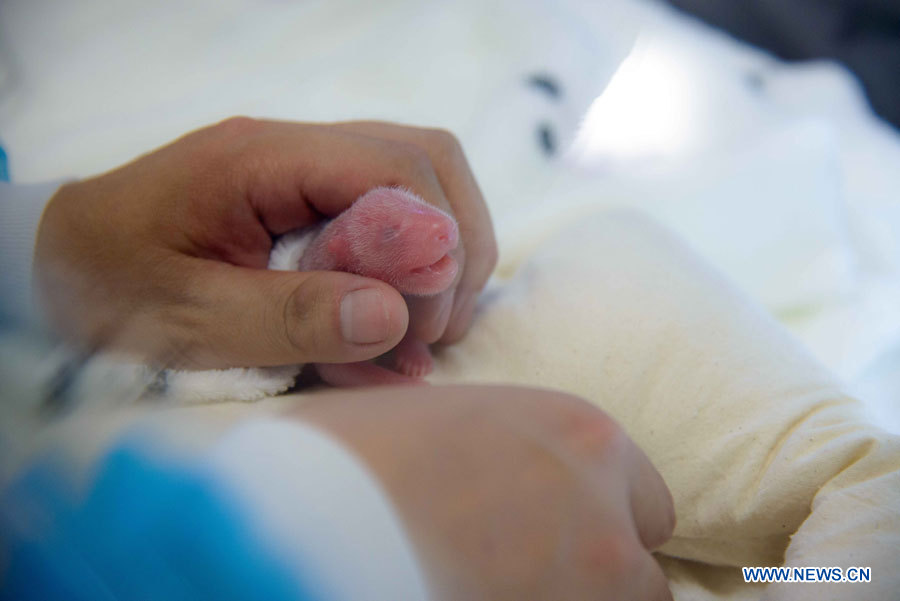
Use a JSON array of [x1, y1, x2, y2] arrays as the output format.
[[428, 209, 899, 600]]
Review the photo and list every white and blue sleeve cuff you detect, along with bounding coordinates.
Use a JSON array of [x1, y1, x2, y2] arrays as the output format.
[[205, 418, 431, 601], [0, 181, 62, 322]]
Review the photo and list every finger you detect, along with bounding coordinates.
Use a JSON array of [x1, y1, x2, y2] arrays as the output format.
[[550, 399, 674, 551], [328, 121, 498, 342], [405, 289, 455, 344], [209, 118, 493, 346], [206, 118, 456, 234], [627, 445, 676, 550], [300, 121, 466, 342], [167, 258, 409, 368]]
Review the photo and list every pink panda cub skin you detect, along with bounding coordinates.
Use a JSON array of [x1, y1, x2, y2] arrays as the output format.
[[294, 187, 459, 387]]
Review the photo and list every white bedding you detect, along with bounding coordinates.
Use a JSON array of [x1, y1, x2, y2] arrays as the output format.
[[2, 0, 899, 598], [2, 0, 898, 408]]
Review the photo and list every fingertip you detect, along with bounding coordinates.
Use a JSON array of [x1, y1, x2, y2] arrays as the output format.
[[629, 449, 677, 551], [339, 287, 406, 345], [340, 278, 409, 348], [285, 271, 408, 363]]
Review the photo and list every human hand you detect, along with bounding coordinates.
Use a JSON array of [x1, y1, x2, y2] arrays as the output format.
[[33, 118, 497, 369], [296, 384, 676, 600]]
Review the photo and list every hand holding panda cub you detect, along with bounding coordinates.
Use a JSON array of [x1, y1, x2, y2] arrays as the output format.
[[273, 186, 460, 386], [166, 187, 460, 400]]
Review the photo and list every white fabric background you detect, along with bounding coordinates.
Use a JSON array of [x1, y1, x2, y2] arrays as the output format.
[[2, 1, 899, 599]]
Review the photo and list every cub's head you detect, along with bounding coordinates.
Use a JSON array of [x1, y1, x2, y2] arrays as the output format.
[[335, 187, 459, 295]]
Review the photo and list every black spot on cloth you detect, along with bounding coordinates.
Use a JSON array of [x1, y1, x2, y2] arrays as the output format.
[[526, 73, 563, 100], [537, 122, 557, 156], [745, 71, 765, 92], [525, 73, 562, 157]]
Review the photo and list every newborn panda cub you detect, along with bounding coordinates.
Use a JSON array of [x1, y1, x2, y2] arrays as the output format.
[[270, 186, 459, 387]]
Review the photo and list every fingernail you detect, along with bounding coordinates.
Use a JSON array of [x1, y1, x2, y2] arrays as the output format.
[[341, 289, 391, 344]]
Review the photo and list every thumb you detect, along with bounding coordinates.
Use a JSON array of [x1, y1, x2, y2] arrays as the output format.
[[171, 261, 409, 368]]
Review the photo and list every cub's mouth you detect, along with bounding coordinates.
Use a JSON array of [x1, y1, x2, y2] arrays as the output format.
[[388, 214, 459, 295], [411, 253, 456, 277], [398, 253, 459, 296]]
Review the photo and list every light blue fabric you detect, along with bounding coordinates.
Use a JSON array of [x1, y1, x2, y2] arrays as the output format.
[[0, 436, 318, 601], [0, 144, 8, 181]]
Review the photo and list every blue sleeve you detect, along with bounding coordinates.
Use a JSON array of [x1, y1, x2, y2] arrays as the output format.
[[0, 437, 320, 601], [0, 144, 9, 182]]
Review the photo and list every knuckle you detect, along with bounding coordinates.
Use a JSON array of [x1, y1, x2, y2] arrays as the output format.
[[180, 136, 217, 171], [182, 130, 243, 177], [213, 115, 263, 137], [187, 117, 261, 151], [424, 127, 463, 157], [145, 304, 206, 368], [146, 271, 222, 368], [192, 138, 264, 195], [428, 128, 472, 176], [281, 274, 330, 359], [559, 404, 626, 461]]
